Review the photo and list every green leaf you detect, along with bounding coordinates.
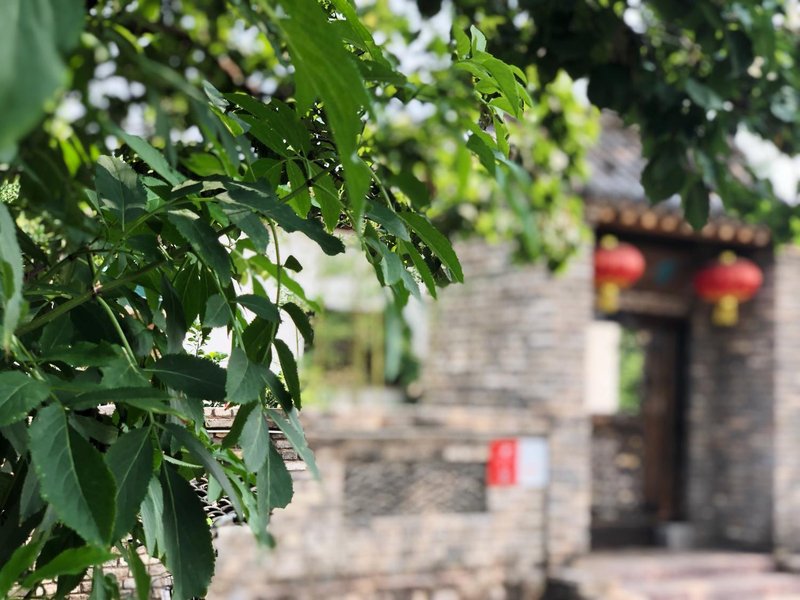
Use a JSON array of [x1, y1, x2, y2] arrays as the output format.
[[162, 423, 244, 519], [399, 212, 464, 283], [159, 463, 215, 600], [684, 181, 710, 230], [286, 160, 312, 217], [225, 347, 268, 404], [161, 275, 187, 354], [273, 339, 301, 410], [281, 302, 314, 348], [89, 566, 121, 600], [221, 401, 256, 449], [236, 293, 280, 322], [105, 428, 154, 542], [0, 371, 49, 426], [265, 371, 293, 413], [100, 356, 149, 389], [257, 443, 294, 518], [470, 25, 487, 53], [95, 156, 147, 230], [276, 0, 372, 221], [181, 152, 225, 177], [0, 0, 84, 153], [266, 408, 319, 479], [124, 545, 151, 600], [22, 546, 115, 589], [0, 203, 24, 349], [140, 477, 164, 557], [239, 408, 270, 471], [642, 149, 685, 202], [227, 95, 311, 156], [366, 236, 404, 286], [472, 54, 522, 118], [399, 240, 437, 298], [203, 293, 230, 328], [151, 354, 226, 401], [311, 165, 343, 232], [367, 202, 411, 241], [0, 536, 47, 598], [68, 387, 185, 417], [222, 205, 271, 252], [113, 129, 185, 186], [685, 78, 724, 110], [29, 405, 117, 546], [20, 465, 44, 522], [168, 209, 232, 281], [220, 180, 344, 256]]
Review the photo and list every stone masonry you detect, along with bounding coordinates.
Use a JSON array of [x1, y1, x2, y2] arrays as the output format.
[[687, 248, 775, 549]]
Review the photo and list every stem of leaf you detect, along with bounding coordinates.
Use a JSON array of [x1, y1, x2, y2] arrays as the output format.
[[268, 221, 282, 306], [96, 296, 138, 367]]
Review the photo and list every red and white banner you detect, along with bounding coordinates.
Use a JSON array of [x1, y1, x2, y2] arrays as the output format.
[[487, 437, 549, 489]]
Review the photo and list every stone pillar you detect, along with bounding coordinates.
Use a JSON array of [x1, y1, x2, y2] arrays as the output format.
[[687, 249, 775, 549], [773, 245, 800, 557]]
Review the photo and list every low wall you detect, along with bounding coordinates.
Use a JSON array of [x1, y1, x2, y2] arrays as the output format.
[[209, 405, 582, 600]]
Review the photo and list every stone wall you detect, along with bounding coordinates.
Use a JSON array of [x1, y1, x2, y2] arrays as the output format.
[[421, 239, 593, 568], [209, 406, 553, 599], [422, 240, 592, 415], [686, 249, 776, 549], [773, 246, 800, 558]]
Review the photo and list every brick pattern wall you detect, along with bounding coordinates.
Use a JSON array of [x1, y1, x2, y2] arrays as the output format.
[[773, 246, 800, 556], [687, 249, 775, 549], [422, 240, 592, 415], [209, 405, 552, 600], [421, 239, 594, 570]]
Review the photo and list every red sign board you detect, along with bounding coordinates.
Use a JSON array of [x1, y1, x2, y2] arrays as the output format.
[[487, 437, 549, 488], [487, 439, 518, 486]]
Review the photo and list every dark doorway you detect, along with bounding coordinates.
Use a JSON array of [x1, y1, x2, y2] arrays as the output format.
[[590, 316, 688, 548]]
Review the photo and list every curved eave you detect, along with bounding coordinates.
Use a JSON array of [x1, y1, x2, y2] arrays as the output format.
[[585, 196, 772, 249]]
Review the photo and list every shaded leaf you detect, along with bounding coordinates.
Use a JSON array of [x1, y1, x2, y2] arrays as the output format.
[[281, 302, 314, 348], [159, 463, 215, 600], [399, 212, 464, 282], [0, 203, 24, 349], [22, 546, 114, 589], [151, 354, 226, 401], [168, 209, 231, 281], [266, 408, 319, 479], [160, 275, 186, 354], [275, 0, 372, 220], [239, 408, 270, 471], [274, 339, 301, 410], [29, 405, 116, 546], [0, 371, 49, 426], [236, 294, 279, 322], [257, 443, 294, 519], [0, 0, 84, 152], [0, 536, 47, 598], [95, 156, 147, 230], [225, 347, 268, 404], [162, 423, 244, 519], [105, 428, 154, 542], [203, 293, 229, 329]]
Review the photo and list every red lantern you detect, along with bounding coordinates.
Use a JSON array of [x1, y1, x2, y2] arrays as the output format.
[[594, 235, 646, 313], [693, 251, 763, 326]]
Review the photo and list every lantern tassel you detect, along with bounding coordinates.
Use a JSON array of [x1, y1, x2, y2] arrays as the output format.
[[597, 282, 620, 313], [713, 295, 739, 327]]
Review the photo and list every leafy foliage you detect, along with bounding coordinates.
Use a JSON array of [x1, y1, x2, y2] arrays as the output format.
[[446, 0, 800, 238], [0, 1, 580, 597], [0, 0, 793, 597]]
